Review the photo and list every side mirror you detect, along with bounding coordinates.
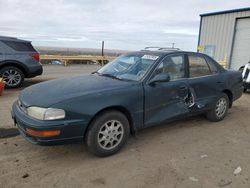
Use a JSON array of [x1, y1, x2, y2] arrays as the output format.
[[149, 73, 170, 85]]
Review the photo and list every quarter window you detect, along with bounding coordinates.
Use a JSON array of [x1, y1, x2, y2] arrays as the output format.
[[206, 57, 218, 74], [153, 55, 185, 80], [2, 41, 36, 52], [188, 55, 211, 77]]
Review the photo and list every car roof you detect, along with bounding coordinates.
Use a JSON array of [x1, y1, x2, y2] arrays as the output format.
[[0, 35, 30, 43], [127, 50, 200, 57]]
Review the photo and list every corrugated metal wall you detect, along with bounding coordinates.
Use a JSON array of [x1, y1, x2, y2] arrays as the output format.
[[198, 10, 250, 65]]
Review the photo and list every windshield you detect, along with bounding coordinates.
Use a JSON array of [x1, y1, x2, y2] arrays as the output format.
[[97, 54, 159, 81]]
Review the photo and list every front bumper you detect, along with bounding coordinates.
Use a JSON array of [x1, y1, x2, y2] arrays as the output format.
[[11, 101, 88, 144]]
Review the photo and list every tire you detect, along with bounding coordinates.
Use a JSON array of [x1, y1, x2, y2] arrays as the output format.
[[0, 66, 24, 88], [206, 93, 229, 122], [86, 110, 130, 157]]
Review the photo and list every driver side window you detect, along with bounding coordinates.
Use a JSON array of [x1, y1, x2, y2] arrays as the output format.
[[153, 55, 185, 81]]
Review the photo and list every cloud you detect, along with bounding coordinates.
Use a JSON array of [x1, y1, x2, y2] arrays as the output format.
[[0, 0, 249, 50], [163, 29, 198, 36]]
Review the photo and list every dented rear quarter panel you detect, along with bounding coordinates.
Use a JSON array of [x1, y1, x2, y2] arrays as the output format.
[[222, 70, 243, 101], [188, 70, 242, 110]]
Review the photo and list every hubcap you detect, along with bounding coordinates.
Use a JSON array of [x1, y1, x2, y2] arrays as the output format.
[[97, 120, 124, 150], [215, 98, 227, 118], [2, 69, 21, 87]]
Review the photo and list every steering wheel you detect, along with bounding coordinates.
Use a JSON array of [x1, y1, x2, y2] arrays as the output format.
[[137, 70, 146, 77]]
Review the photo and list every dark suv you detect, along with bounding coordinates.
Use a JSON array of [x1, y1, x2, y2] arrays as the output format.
[[0, 36, 43, 88]]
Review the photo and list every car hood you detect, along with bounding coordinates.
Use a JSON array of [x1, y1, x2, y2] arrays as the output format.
[[19, 74, 134, 107]]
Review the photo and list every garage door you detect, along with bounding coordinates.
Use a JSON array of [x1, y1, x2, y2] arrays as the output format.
[[231, 18, 250, 70]]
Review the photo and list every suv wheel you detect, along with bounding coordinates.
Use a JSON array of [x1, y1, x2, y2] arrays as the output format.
[[206, 93, 229, 122], [0, 66, 24, 88], [86, 110, 130, 157]]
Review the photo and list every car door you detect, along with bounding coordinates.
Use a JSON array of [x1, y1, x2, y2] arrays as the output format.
[[187, 53, 222, 110], [144, 53, 190, 127]]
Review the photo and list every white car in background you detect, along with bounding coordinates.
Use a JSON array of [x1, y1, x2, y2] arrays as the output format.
[[242, 62, 250, 92]]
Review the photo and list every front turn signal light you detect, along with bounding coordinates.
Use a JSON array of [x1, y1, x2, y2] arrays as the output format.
[[26, 128, 60, 137]]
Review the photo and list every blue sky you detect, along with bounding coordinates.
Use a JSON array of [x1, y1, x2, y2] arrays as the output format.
[[0, 0, 249, 51]]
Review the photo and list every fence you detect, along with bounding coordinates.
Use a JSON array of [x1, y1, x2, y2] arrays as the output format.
[[41, 54, 229, 68], [40, 55, 116, 66]]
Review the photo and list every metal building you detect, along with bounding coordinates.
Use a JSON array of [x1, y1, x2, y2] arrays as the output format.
[[198, 7, 250, 70]]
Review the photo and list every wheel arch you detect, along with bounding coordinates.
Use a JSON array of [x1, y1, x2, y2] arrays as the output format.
[[222, 89, 233, 108], [239, 66, 245, 71], [84, 105, 135, 138], [0, 60, 28, 77]]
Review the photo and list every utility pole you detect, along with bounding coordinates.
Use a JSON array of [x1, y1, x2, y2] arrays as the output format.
[[101, 41, 104, 66], [172, 43, 175, 49]]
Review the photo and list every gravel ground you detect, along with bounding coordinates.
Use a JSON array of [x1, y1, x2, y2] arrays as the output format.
[[1, 65, 250, 188]]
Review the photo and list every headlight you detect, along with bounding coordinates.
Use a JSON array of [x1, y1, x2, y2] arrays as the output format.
[[27, 107, 46, 120], [44, 108, 65, 120], [27, 107, 65, 120]]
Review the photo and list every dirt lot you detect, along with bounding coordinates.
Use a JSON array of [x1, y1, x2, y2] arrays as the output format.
[[1, 65, 250, 188]]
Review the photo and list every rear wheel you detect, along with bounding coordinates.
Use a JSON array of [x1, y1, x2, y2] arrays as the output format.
[[0, 66, 24, 88], [86, 110, 130, 157], [206, 93, 229, 122]]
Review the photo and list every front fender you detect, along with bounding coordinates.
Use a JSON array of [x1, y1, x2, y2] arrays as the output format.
[[50, 83, 144, 131]]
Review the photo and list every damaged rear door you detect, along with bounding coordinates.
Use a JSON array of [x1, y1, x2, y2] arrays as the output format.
[[187, 53, 221, 111], [144, 53, 191, 127]]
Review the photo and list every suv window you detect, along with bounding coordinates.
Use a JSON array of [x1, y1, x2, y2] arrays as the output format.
[[153, 55, 185, 80], [2, 41, 36, 52], [188, 55, 211, 77]]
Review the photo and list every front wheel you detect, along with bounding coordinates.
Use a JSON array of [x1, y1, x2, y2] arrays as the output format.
[[86, 110, 130, 157], [206, 93, 229, 122]]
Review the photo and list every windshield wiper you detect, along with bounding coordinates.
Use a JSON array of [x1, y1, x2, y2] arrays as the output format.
[[100, 73, 122, 80], [93, 71, 130, 81], [92, 71, 116, 78], [92, 71, 100, 75]]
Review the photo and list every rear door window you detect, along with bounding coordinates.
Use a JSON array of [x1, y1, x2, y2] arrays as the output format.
[[188, 55, 211, 77], [2, 41, 36, 52]]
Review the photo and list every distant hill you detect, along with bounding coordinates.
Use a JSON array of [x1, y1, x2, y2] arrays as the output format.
[[35, 46, 130, 56]]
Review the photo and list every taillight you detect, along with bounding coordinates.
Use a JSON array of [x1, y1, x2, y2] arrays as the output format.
[[31, 53, 40, 61]]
